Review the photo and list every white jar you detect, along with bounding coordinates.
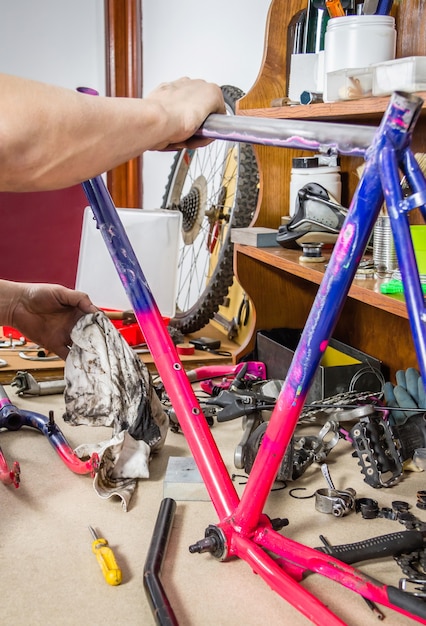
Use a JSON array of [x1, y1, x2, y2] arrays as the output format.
[[289, 157, 342, 217], [324, 15, 396, 101]]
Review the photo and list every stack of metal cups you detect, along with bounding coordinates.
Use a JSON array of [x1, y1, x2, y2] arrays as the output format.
[[373, 215, 398, 275]]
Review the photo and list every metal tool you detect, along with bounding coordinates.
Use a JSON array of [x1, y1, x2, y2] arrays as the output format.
[[315, 464, 356, 517], [89, 526, 122, 586], [0, 336, 26, 349], [18, 350, 60, 361], [212, 311, 239, 340], [11, 371, 66, 396], [358, 0, 377, 12], [321, 463, 336, 491]]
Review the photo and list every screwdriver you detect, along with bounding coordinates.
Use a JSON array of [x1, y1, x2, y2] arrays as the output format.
[[88, 526, 122, 586], [325, 0, 346, 17]]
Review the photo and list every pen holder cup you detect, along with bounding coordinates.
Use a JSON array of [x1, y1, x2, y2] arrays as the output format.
[[323, 15, 396, 102]]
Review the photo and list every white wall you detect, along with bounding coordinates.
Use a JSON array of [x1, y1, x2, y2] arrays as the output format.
[[0, 0, 271, 209], [0, 0, 105, 94], [142, 0, 271, 210]]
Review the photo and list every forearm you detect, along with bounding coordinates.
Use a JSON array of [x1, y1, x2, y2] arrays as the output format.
[[0, 280, 23, 328], [0, 74, 224, 192], [0, 75, 169, 191]]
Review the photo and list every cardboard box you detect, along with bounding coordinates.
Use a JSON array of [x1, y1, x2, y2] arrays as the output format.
[[256, 328, 383, 404]]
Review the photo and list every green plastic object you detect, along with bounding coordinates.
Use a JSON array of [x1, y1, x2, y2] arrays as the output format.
[[381, 279, 426, 294]]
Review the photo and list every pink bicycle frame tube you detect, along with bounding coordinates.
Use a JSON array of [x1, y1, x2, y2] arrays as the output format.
[[82, 92, 426, 624]]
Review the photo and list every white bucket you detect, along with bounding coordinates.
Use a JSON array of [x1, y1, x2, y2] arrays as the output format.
[[324, 15, 396, 101]]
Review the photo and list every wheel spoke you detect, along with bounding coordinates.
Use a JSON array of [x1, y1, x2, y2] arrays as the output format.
[[161, 86, 259, 332]]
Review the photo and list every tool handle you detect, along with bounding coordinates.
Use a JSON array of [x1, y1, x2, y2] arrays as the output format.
[[325, 0, 346, 18], [316, 529, 424, 564], [92, 538, 122, 586]]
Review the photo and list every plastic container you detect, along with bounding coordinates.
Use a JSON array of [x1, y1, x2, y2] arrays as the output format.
[[411, 225, 426, 275], [289, 156, 342, 216], [76, 207, 182, 316], [326, 67, 373, 102], [324, 15, 396, 102], [103, 308, 170, 347], [372, 56, 426, 96]]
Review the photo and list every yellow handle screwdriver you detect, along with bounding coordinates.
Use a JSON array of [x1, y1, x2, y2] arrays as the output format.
[[89, 526, 122, 586]]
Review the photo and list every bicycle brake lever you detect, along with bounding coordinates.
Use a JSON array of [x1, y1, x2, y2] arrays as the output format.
[[206, 389, 276, 422]]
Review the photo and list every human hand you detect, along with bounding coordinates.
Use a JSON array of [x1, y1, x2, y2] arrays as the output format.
[[145, 77, 226, 151], [383, 367, 426, 425], [4, 281, 98, 360]]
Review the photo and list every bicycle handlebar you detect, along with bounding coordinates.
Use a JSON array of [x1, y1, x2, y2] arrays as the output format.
[[315, 529, 425, 564]]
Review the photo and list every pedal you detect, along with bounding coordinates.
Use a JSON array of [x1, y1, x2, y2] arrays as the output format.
[[350, 416, 403, 488]]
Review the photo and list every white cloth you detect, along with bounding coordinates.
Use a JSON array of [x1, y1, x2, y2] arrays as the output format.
[[63, 312, 168, 511]]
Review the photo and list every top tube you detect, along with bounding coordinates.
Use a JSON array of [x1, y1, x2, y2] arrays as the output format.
[[197, 112, 376, 157]]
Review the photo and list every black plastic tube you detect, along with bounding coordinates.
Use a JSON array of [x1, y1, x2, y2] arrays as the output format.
[[143, 498, 179, 626]]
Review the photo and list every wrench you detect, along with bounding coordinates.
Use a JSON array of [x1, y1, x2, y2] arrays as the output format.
[[11, 371, 66, 396]]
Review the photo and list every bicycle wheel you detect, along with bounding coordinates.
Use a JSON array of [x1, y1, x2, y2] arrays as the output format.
[[162, 85, 259, 334]]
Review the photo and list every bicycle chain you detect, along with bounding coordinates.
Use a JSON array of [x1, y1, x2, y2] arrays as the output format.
[[396, 550, 426, 580], [299, 390, 382, 424], [393, 512, 426, 594]]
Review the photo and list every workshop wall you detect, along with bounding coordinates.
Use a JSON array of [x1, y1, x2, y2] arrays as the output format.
[[142, 0, 271, 211], [0, 0, 105, 287], [0, 0, 270, 286]]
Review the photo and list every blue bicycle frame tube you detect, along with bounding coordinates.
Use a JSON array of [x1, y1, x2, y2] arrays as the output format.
[[81, 90, 426, 624], [233, 91, 426, 532]]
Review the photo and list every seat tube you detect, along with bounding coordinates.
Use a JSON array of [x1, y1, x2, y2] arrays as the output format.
[[233, 155, 386, 534]]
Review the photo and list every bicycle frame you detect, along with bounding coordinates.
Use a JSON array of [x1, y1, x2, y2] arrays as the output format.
[[82, 91, 426, 624]]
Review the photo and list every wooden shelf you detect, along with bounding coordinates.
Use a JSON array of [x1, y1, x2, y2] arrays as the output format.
[[235, 244, 408, 319], [234, 243, 416, 379], [238, 93, 426, 123], [232, 0, 426, 380]]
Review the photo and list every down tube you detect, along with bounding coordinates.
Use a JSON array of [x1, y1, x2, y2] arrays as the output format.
[[234, 160, 384, 532], [82, 177, 239, 519]]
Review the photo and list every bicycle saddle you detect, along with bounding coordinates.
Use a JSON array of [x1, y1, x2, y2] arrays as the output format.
[[277, 182, 347, 249]]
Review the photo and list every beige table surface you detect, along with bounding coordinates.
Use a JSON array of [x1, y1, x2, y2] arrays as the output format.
[[1, 386, 425, 626]]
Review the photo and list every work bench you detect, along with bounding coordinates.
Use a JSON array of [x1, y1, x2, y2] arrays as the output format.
[[0, 324, 236, 384], [1, 383, 425, 625]]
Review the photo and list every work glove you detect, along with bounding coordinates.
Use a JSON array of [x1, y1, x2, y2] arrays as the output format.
[[383, 367, 426, 425]]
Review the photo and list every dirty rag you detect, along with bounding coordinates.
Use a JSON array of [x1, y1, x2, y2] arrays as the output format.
[[63, 311, 168, 510]]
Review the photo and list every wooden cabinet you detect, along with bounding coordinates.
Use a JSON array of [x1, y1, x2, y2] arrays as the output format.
[[233, 0, 426, 380]]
